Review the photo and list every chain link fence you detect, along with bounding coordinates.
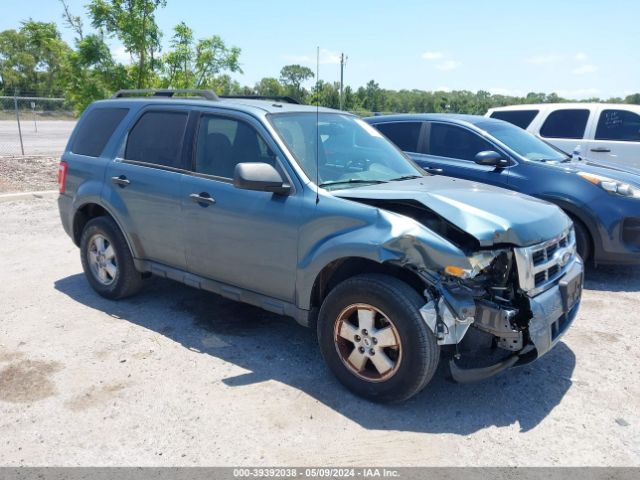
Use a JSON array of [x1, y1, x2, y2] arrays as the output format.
[[0, 95, 76, 157]]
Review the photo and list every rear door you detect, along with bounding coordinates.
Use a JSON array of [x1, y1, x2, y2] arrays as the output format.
[[585, 107, 640, 169], [104, 107, 191, 270], [414, 121, 511, 187], [180, 110, 301, 302]]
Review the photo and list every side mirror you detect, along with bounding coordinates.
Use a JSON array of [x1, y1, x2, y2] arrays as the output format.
[[233, 162, 291, 195], [474, 150, 509, 168]]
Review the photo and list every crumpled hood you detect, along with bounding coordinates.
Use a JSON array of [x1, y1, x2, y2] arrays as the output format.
[[334, 176, 571, 247]]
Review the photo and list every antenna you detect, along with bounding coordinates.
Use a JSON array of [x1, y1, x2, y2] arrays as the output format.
[[315, 46, 320, 205]]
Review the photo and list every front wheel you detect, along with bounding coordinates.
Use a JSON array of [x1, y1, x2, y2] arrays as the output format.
[[317, 274, 440, 403]]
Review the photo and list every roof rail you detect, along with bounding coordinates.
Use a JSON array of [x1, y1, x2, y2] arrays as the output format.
[[111, 89, 219, 100], [220, 95, 301, 105]]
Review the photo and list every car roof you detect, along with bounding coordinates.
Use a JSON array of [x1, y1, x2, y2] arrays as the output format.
[[489, 103, 640, 111], [90, 96, 339, 117], [365, 113, 503, 129]]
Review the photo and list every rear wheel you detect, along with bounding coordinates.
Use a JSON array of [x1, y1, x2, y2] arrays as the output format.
[[317, 274, 439, 403], [80, 216, 143, 299]]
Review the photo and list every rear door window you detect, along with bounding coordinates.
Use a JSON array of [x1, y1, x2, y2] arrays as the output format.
[[489, 110, 539, 129], [595, 109, 640, 142], [71, 108, 128, 157], [125, 110, 189, 169], [540, 109, 589, 139], [374, 122, 423, 152], [426, 123, 494, 161]]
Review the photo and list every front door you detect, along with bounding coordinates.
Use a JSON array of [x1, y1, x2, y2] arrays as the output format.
[[413, 121, 511, 188], [181, 112, 301, 302]]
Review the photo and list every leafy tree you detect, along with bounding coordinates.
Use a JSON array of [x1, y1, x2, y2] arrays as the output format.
[[0, 20, 69, 96], [625, 93, 640, 105], [193, 35, 242, 88], [161, 21, 194, 88], [279, 64, 314, 101], [88, 0, 166, 88], [254, 77, 284, 97]]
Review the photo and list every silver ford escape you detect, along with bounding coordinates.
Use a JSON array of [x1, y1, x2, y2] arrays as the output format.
[[57, 89, 583, 402]]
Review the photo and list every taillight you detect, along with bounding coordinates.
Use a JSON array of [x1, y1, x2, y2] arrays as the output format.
[[58, 161, 68, 194]]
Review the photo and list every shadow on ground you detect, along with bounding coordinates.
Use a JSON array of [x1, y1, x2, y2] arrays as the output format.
[[55, 273, 578, 434], [584, 264, 640, 292]]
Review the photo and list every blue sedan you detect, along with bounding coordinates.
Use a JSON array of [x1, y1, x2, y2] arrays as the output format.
[[366, 114, 640, 265]]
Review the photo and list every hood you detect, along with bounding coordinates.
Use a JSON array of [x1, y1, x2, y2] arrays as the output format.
[[542, 159, 640, 187], [334, 176, 571, 248]]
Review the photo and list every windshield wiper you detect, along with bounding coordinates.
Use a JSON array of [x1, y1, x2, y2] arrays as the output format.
[[318, 179, 388, 188], [389, 175, 423, 181]]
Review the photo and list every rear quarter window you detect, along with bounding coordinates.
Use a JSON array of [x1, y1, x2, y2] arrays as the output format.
[[71, 108, 129, 157], [489, 110, 538, 129]]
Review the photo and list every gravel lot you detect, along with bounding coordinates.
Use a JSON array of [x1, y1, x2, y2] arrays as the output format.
[[0, 156, 59, 193], [0, 197, 639, 466]]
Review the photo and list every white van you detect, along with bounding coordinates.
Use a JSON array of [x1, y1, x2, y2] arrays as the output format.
[[486, 103, 640, 169]]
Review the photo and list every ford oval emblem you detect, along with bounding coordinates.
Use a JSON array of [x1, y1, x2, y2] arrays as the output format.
[[559, 251, 572, 267]]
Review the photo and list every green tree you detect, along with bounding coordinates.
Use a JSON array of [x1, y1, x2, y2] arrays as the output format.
[[161, 21, 194, 88], [160, 24, 242, 90], [279, 64, 314, 101], [88, 0, 166, 88], [0, 20, 69, 95], [193, 35, 242, 88], [254, 77, 284, 97]]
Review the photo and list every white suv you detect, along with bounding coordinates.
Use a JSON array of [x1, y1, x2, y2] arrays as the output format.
[[486, 103, 640, 169]]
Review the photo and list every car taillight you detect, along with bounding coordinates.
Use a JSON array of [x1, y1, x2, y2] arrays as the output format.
[[58, 161, 68, 194]]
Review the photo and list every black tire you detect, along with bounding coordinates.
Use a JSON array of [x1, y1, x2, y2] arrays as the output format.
[[317, 273, 440, 403], [80, 216, 143, 299], [571, 216, 591, 262]]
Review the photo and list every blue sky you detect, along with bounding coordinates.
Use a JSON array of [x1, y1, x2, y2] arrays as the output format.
[[2, 0, 638, 99]]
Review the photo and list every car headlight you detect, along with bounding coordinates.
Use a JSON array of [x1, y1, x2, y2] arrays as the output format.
[[578, 172, 640, 199], [445, 250, 505, 279]]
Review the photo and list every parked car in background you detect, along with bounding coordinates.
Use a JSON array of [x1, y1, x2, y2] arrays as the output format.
[[366, 114, 640, 265], [486, 103, 640, 169], [58, 90, 583, 402]]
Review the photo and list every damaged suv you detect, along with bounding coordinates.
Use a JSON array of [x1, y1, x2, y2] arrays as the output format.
[[58, 90, 583, 402]]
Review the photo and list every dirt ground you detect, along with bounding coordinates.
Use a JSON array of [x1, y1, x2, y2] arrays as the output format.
[[0, 156, 59, 193], [0, 197, 639, 467]]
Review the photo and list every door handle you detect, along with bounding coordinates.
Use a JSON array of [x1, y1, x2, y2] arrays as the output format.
[[111, 175, 130, 187], [590, 147, 611, 153], [190, 192, 216, 206], [424, 167, 444, 174]]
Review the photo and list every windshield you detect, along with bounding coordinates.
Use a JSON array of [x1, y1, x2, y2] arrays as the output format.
[[477, 120, 569, 162], [269, 112, 422, 189]]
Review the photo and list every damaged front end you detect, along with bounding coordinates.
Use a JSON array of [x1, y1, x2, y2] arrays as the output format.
[[338, 187, 583, 383], [419, 229, 583, 382]]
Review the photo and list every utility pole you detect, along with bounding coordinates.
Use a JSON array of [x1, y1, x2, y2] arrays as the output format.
[[339, 53, 347, 110]]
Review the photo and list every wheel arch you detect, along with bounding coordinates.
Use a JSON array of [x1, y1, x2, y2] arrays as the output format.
[[309, 257, 426, 313], [72, 201, 139, 261]]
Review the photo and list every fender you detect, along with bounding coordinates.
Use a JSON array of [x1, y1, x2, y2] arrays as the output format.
[[295, 207, 470, 310]]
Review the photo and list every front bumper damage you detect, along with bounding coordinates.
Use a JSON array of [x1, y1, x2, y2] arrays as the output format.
[[420, 258, 584, 383]]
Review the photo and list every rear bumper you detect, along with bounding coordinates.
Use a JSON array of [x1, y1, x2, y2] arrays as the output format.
[[57, 193, 73, 240]]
